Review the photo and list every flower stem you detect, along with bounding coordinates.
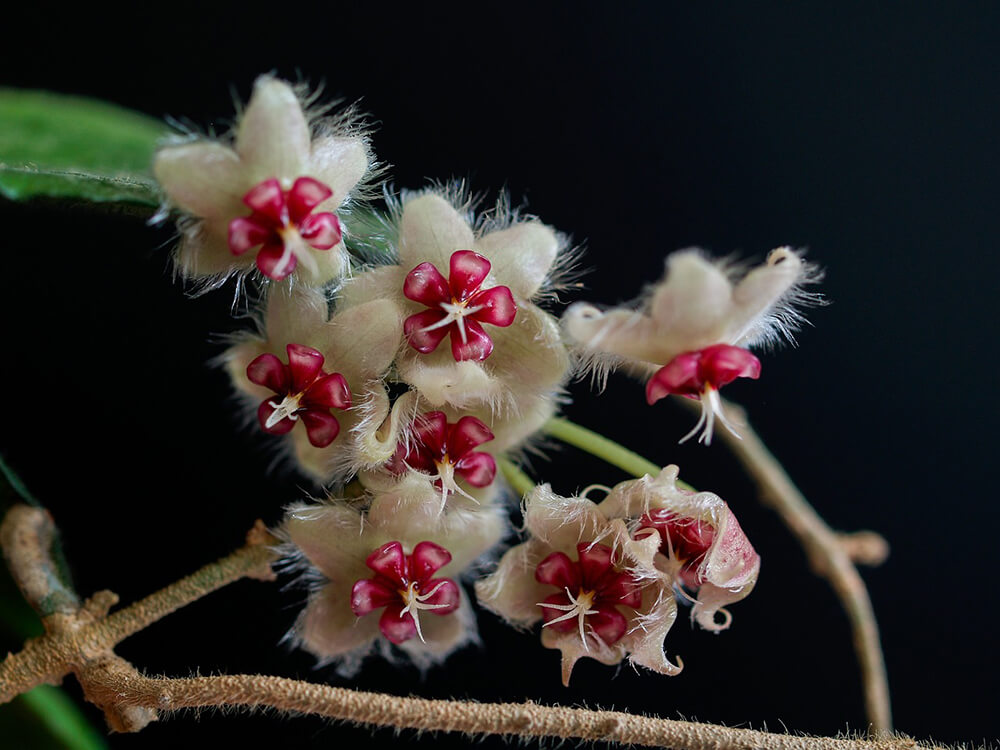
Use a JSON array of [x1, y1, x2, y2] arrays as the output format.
[[543, 417, 675, 482], [497, 458, 535, 497]]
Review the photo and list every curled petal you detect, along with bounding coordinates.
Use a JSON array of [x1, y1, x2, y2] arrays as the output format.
[[257, 400, 296, 435], [448, 416, 494, 458], [246, 353, 288, 393], [228, 216, 272, 255], [405, 309, 451, 353], [365, 541, 407, 583], [256, 242, 297, 281], [287, 176, 333, 224], [454, 451, 496, 488], [404, 262, 451, 306], [590, 607, 628, 645], [646, 352, 702, 404], [450, 318, 494, 362], [242, 178, 285, 221], [304, 373, 351, 410], [351, 578, 397, 616], [472, 285, 517, 327], [285, 344, 325, 391], [535, 551, 579, 590], [410, 541, 452, 581], [299, 212, 342, 250], [448, 250, 492, 301], [379, 606, 418, 644], [300, 410, 341, 448]]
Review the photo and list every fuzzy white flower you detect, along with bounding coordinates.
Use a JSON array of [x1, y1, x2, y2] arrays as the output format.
[[154, 76, 372, 287], [224, 285, 405, 483], [337, 192, 571, 418], [475, 483, 682, 686], [283, 473, 506, 673], [563, 248, 817, 443]]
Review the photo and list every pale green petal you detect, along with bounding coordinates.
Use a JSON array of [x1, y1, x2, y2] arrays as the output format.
[[283, 502, 372, 579], [296, 584, 379, 659], [398, 193, 474, 271], [488, 304, 570, 396], [237, 77, 310, 182], [474, 221, 559, 300], [309, 136, 369, 207], [314, 298, 404, 384], [153, 141, 245, 218], [336, 266, 404, 311]]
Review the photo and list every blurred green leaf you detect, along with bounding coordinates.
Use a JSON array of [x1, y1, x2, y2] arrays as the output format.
[[0, 88, 165, 207]]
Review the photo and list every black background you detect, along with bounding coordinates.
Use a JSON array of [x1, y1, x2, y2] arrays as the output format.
[[1, 4, 997, 747]]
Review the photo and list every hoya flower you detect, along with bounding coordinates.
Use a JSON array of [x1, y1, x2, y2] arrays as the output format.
[[154, 76, 371, 286], [336, 192, 571, 413], [224, 285, 405, 483], [599, 465, 760, 632], [563, 248, 816, 443], [475, 483, 681, 685], [246, 343, 350, 447], [284, 472, 506, 673], [385, 411, 497, 510]]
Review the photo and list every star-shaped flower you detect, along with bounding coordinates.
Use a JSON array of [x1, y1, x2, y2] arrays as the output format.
[[283, 473, 505, 673], [563, 248, 817, 443], [335, 192, 571, 413], [154, 76, 371, 287]]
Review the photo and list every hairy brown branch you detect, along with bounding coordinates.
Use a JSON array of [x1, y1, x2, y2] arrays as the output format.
[[714, 399, 892, 735], [81, 661, 934, 750]]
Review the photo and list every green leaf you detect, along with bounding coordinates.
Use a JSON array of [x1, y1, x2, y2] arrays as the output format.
[[0, 687, 107, 750], [0, 88, 166, 207]]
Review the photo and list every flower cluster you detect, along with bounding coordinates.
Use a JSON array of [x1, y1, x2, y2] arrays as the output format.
[[154, 75, 813, 679]]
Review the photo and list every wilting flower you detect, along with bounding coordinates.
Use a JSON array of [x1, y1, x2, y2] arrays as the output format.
[[563, 248, 817, 443], [475, 483, 681, 685], [224, 285, 405, 483], [155, 76, 371, 286], [599, 465, 760, 632], [336, 192, 571, 413], [284, 472, 506, 673], [385, 411, 497, 509]]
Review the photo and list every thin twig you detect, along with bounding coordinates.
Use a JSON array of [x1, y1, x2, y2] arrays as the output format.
[[713, 399, 892, 734], [81, 663, 934, 750]]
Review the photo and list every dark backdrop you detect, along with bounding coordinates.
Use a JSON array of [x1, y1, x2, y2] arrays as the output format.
[[1, 4, 997, 747]]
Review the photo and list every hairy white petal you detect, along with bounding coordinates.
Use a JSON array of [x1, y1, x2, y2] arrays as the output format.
[[153, 142, 245, 218], [236, 76, 310, 182]]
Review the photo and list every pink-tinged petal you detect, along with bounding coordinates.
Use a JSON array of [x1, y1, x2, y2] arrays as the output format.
[[646, 352, 703, 404], [404, 310, 451, 353], [589, 607, 628, 645], [299, 212, 342, 250], [412, 411, 449, 457], [421, 578, 460, 614], [257, 400, 296, 435], [448, 416, 494, 459], [450, 318, 494, 362], [300, 410, 341, 448], [256, 242, 297, 281], [576, 543, 614, 589], [535, 551, 579, 590], [303, 373, 351, 410], [601, 572, 642, 609], [350, 578, 397, 616], [285, 343, 325, 391], [455, 451, 496, 488], [410, 541, 453, 582], [448, 250, 492, 301], [287, 176, 333, 224], [539, 593, 578, 633], [379, 606, 417, 644], [471, 285, 517, 327], [242, 178, 285, 223], [403, 262, 451, 306], [246, 353, 289, 393], [228, 216, 273, 255], [699, 344, 761, 389]]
